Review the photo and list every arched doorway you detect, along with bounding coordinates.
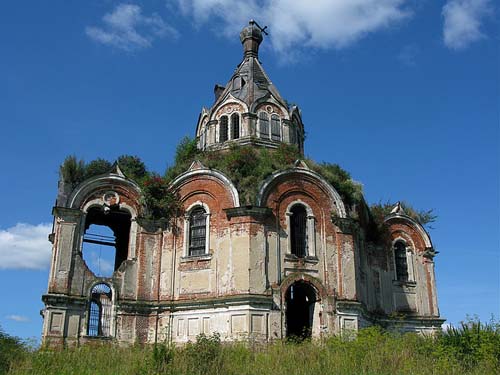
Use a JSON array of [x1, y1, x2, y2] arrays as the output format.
[[285, 281, 317, 339]]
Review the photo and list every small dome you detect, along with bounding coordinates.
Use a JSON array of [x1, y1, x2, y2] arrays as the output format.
[[240, 20, 263, 58]]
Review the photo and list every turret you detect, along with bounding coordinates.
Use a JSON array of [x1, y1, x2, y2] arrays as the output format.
[[195, 21, 305, 154]]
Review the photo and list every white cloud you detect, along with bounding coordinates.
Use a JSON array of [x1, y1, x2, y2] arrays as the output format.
[[86, 3, 179, 51], [170, 0, 411, 54], [0, 223, 52, 270], [442, 0, 492, 50], [6, 315, 30, 323]]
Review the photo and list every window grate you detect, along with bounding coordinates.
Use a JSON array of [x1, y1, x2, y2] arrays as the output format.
[[271, 114, 280, 141], [290, 205, 307, 258], [259, 112, 269, 139], [189, 208, 206, 256], [88, 283, 112, 337], [220, 116, 228, 142], [394, 242, 409, 281], [231, 113, 240, 139]]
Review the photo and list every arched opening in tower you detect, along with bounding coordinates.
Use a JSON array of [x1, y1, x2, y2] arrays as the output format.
[[285, 281, 317, 339], [82, 207, 131, 277]]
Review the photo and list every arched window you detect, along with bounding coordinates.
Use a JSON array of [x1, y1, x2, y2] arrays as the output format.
[[189, 207, 207, 256], [219, 116, 228, 142], [271, 114, 280, 141], [82, 207, 131, 277], [231, 113, 240, 139], [290, 205, 307, 258], [259, 112, 269, 139], [394, 241, 409, 282], [88, 283, 112, 337]]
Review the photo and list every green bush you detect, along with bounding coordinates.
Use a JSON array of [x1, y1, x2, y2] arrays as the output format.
[[0, 326, 28, 375]]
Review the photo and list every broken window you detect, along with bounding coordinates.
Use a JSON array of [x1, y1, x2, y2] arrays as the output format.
[[231, 113, 240, 139], [82, 207, 131, 277], [394, 241, 409, 282], [189, 207, 207, 256], [87, 283, 112, 337], [290, 204, 307, 258], [271, 114, 280, 141], [219, 116, 229, 142], [259, 112, 269, 139]]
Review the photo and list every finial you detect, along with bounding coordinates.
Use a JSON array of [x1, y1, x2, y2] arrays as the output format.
[[240, 20, 267, 58]]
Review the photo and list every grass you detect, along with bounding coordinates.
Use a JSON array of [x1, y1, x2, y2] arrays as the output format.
[[4, 320, 500, 375]]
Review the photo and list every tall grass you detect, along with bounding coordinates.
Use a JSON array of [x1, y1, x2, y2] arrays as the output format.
[[5, 320, 500, 375]]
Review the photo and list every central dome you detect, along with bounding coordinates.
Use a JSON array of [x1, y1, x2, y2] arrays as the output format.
[[195, 21, 305, 155]]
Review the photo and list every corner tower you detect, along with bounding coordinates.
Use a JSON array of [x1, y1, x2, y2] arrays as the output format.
[[196, 21, 305, 154]]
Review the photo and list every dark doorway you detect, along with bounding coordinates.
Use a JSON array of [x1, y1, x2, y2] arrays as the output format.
[[285, 281, 317, 339]]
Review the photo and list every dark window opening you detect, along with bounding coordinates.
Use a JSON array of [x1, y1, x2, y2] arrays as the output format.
[[285, 281, 316, 340], [259, 112, 269, 139], [271, 114, 280, 141], [88, 283, 112, 337], [289, 124, 297, 144], [220, 116, 228, 142], [231, 113, 240, 139], [232, 76, 245, 91], [82, 207, 131, 277], [394, 241, 409, 282], [189, 207, 207, 256], [290, 205, 307, 258]]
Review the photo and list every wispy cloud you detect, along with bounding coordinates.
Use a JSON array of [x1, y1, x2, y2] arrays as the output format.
[[6, 315, 30, 323], [86, 3, 179, 51], [170, 0, 411, 56], [442, 0, 492, 50], [0, 223, 52, 270]]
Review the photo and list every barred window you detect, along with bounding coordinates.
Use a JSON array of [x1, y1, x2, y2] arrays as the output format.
[[394, 241, 409, 282], [88, 283, 112, 337], [219, 116, 228, 142], [290, 205, 307, 258], [271, 114, 280, 141], [231, 113, 240, 139], [259, 112, 269, 139], [189, 208, 207, 256]]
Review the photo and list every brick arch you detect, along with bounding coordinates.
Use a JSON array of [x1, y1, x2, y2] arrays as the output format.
[[385, 215, 432, 252], [257, 168, 347, 218], [280, 272, 329, 302]]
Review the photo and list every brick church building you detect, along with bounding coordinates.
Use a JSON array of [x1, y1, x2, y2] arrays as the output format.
[[42, 21, 443, 346]]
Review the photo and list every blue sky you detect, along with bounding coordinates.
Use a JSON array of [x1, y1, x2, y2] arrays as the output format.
[[0, 0, 498, 340]]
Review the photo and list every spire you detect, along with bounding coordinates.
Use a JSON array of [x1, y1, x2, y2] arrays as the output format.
[[240, 20, 265, 58]]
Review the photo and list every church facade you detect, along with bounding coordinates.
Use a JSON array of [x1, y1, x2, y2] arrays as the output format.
[[41, 21, 443, 347]]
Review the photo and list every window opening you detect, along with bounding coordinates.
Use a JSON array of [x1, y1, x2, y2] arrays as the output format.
[[189, 207, 207, 256], [88, 283, 112, 337], [289, 123, 297, 144], [286, 281, 316, 339], [271, 114, 280, 141], [290, 205, 307, 258], [82, 207, 131, 277], [231, 113, 240, 139], [394, 241, 409, 282], [219, 116, 229, 142], [259, 112, 269, 139]]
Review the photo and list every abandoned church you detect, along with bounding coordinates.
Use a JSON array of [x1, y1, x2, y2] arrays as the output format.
[[41, 21, 444, 346]]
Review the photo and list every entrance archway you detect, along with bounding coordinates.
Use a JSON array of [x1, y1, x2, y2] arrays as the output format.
[[285, 281, 317, 339]]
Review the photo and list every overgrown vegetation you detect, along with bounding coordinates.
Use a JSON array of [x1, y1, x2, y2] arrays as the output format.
[[0, 326, 29, 375], [59, 138, 434, 237], [6, 318, 500, 375]]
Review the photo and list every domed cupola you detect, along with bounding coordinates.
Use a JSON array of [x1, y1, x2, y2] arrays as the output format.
[[195, 20, 305, 154]]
